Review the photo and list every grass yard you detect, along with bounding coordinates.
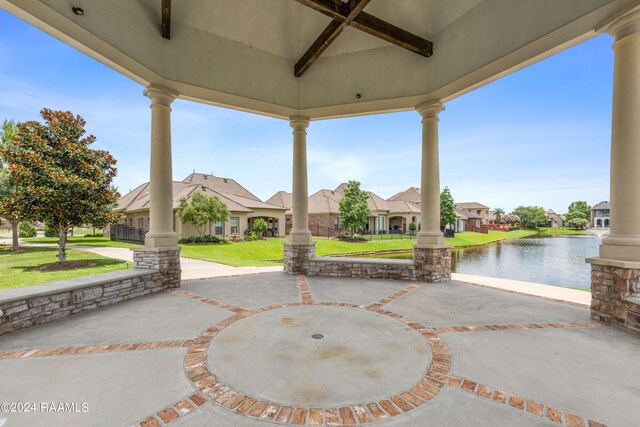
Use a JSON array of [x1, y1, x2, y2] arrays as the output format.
[[0, 246, 129, 289], [22, 236, 138, 248], [536, 227, 590, 237], [179, 230, 539, 267]]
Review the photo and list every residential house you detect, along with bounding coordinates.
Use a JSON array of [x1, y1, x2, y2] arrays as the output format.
[[456, 202, 494, 225], [592, 201, 611, 228], [546, 209, 566, 227], [454, 207, 482, 231], [268, 184, 421, 237], [114, 173, 287, 239]]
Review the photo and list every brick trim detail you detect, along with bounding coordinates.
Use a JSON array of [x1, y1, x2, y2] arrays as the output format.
[[173, 301, 452, 426], [296, 275, 314, 303], [433, 321, 606, 334], [448, 375, 607, 427], [0, 339, 194, 360], [169, 289, 248, 314]]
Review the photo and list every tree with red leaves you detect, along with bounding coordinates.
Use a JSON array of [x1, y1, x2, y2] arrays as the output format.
[[0, 109, 122, 263]]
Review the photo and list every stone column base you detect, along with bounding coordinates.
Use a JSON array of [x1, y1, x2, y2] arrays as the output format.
[[413, 245, 452, 282], [283, 242, 316, 275], [132, 246, 182, 288], [587, 257, 640, 334]]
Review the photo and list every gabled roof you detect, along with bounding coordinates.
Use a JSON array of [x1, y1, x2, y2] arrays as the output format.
[[266, 191, 292, 209], [367, 191, 390, 212], [116, 173, 286, 214], [456, 207, 482, 219], [182, 173, 261, 201], [308, 189, 342, 214], [592, 201, 610, 210], [386, 200, 420, 214], [456, 202, 490, 210], [388, 187, 421, 204]]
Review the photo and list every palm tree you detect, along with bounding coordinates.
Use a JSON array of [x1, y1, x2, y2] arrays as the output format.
[[493, 208, 505, 224]]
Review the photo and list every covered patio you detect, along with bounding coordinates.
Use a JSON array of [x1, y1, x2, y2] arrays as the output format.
[[1, 0, 640, 425], [1, 272, 638, 426]]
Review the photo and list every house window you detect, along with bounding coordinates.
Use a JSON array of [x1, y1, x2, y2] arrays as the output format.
[[477, 210, 481, 215], [215, 220, 223, 235], [334, 217, 340, 230], [138, 218, 144, 228], [230, 217, 239, 234], [376, 216, 385, 233]]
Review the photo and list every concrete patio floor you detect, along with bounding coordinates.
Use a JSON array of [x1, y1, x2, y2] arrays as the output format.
[[0, 273, 638, 427]]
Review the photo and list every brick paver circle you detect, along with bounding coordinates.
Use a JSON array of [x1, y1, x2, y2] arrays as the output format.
[[183, 301, 452, 425], [207, 305, 432, 407]]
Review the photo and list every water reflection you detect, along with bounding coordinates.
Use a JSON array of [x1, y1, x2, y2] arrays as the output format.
[[451, 236, 600, 289]]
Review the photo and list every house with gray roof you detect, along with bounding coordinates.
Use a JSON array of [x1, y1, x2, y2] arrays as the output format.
[[592, 201, 610, 228], [115, 173, 287, 239]]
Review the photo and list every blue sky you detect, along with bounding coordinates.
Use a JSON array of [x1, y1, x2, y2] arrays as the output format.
[[0, 10, 613, 213]]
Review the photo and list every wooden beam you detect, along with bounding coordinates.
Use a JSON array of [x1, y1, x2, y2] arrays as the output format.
[[295, 0, 370, 77], [161, 0, 171, 40], [352, 12, 432, 57], [294, 0, 432, 57]]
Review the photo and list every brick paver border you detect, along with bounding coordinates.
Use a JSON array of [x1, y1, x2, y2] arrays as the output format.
[[170, 300, 452, 426], [0, 339, 194, 360], [447, 375, 607, 427], [296, 275, 314, 304]]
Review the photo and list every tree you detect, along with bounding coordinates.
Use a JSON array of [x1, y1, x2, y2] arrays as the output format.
[[0, 119, 19, 250], [567, 218, 589, 229], [408, 221, 417, 234], [502, 213, 520, 225], [493, 208, 505, 225], [511, 206, 548, 229], [252, 218, 268, 238], [567, 201, 591, 222], [0, 109, 121, 263], [338, 180, 370, 234], [440, 186, 456, 229], [177, 192, 229, 237]]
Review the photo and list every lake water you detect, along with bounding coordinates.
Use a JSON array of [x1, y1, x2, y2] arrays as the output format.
[[450, 235, 601, 289], [380, 235, 601, 289]]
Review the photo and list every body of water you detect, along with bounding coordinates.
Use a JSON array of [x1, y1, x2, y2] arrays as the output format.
[[375, 234, 601, 289], [451, 235, 600, 289]]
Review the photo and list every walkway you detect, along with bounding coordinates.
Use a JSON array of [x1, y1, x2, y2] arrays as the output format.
[[0, 273, 637, 426]]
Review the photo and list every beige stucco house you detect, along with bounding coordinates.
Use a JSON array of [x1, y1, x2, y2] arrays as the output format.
[[115, 173, 287, 239], [456, 202, 494, 225]]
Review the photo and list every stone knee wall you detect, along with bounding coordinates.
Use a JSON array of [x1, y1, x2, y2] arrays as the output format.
[[283, 243, 316, 274], [133, 248, 181, 288], [307, 257, 416, 280], [413, 246, 452, 282], [0, 270, 162, 336], [590, 263, 640, 333]]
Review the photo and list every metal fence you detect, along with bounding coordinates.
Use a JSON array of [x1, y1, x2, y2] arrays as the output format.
[[110, 223, 146, 244], [310, 224, 417, 240]]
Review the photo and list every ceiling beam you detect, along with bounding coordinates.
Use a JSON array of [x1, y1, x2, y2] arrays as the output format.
[[295, 0, 371, 77], [294, 0, 432, 58], [161, 0, 171, 40]]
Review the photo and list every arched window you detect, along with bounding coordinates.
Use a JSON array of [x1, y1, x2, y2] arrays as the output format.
[[597, 219, 602, 227], [604, 219, 610, 227]]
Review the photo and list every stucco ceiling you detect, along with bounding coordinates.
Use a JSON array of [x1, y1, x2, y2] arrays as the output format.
[[2, 0, 638, 119]]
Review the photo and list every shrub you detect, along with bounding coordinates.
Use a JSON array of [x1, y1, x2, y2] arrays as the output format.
[[244, 232, 258, 242], [44, 226, 56, 238], [85, 233, 103, 237], [178, 235, 225, 244], [252, 218, 268, 237], [18, 222, 36, 238], [336, 231, 366, 242]]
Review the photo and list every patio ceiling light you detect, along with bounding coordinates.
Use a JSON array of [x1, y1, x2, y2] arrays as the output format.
[[71, 7, 84, 16]]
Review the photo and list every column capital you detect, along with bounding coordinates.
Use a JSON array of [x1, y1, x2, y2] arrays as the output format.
[[144, 84, 179, 107], [416, 101, 445, 119], [606, 7, 640, 41], [290, 116, 310, 131]]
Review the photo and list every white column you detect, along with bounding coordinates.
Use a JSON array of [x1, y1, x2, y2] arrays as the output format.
[[415, 101, 445, 246], [289, 117, 313, 243], [143, 85, 179, 248], [600, 9, 640, 262]]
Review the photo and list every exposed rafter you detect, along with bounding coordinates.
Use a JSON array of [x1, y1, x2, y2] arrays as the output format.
[[161, 0, 171, 40], [295, 0, 371, 77], [294, 0, 432, 76]]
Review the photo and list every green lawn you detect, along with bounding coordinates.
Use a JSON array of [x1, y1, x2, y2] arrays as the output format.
[[22, 236, 138, 248], [535, 227, 590, 237], [179, 230, 538, 267], [0, 246, 129, 289]]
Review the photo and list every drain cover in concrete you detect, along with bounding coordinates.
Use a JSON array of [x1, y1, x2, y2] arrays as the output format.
[[207, 305, 431, 407]]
